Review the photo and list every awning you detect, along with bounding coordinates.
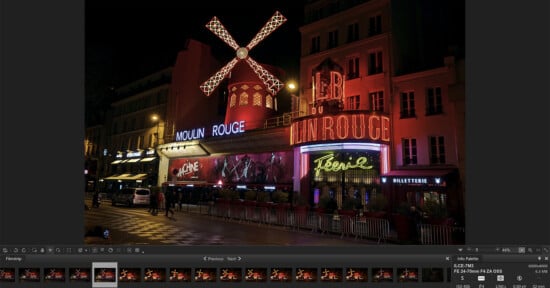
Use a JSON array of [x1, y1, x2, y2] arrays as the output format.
[[140, 157, 157, 162], [103, 173, 148, 181], [382, 169, 456, 177], [110, 159, 123, 165], [126, 158, 141, 163], [126, 173, 148, 180], [103, 173, 133, 180]]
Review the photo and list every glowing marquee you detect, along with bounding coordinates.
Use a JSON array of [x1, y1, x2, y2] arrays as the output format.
[[313, 153, 374, 177], [175, 120, 245, 142], [290, 113, 390, 145]]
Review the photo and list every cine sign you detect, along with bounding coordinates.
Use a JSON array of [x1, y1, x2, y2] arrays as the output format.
[[291, 113, 390, 145], [175, 120, 245, 142]]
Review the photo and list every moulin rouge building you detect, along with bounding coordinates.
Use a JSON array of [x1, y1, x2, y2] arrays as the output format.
[[153, 0, 464, 221]]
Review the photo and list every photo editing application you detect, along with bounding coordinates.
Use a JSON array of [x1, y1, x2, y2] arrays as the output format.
[[5, 0, 550, 287]]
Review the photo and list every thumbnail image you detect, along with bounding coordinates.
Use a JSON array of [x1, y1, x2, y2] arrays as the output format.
[[119, 268, 140, 282], [44, 268, 65, 282], [244, 268, 267, 282], [144, 267, 165, 282], [295, 268, 317, 282], [69, 268, 91, 281], [372, 267, 393, 282], [94, 267, 116, 282], [220, 268, 242, 282], [19, 268, 40, 282], [269, 268, 291, 282], [422, 268, 444, 282], [169, 268, 191, 282], [320, 267, 342, 281], [0, 268, 16, 282], [397, 268, 418, 282], [345, 267, 368, 282], [194, 268, 216, 282]]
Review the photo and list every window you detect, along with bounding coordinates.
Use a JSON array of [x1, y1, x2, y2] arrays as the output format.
[[368, 51, 383, 74], [253, 92, 262, 106], [347, 95, 360, 110], [347, 22, 359, 42], [402, 138, 418, 165], [370, 91, 384, 112], [328, 30, 339, 49], [347, 56, 360, 79], [429, 136, 446, 164], [266, 95, 273, 108], [310, 36, 320, 54], [230, 93, 237, 108], [368, 14, 382, 36], [426, 87, 443, 115], [239, 92, 248, 106], [400, 91, 416, 118]]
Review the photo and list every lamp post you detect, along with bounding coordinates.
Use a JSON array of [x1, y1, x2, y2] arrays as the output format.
[[151, 114, 160, 146], [287, 81, 300, 117]]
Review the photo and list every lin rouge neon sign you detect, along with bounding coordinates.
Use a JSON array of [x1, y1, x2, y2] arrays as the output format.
[[291, 113, 390, 145], [313, 153, 374, 177]]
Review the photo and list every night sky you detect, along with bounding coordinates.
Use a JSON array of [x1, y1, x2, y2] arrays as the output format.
[[85, 0, 305, 121]]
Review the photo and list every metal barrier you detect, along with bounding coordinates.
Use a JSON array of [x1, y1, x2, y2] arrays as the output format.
[[355, 217, 391, 244], [419, 224, 465, 245]]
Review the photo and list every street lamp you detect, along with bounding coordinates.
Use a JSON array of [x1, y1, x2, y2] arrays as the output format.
[[287, 80, 300, 117], [151, 114, 160, 146]]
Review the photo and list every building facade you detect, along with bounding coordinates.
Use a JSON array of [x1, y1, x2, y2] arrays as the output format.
[[294, 0, 465, 221], [100, 67, 172, 192]]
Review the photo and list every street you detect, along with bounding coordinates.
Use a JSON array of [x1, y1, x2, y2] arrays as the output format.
[[84, 199, 382, 246]]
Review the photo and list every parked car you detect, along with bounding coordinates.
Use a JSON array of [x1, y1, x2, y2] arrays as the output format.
[[111, 188, 151, 207]]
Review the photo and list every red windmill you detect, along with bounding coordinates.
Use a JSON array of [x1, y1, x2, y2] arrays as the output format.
[[200, 11, 287, 129]]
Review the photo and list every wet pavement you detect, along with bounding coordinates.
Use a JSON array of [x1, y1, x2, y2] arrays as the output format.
[[84, 199, 384, 246]]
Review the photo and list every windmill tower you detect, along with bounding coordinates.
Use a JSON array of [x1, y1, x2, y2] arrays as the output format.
[[200, 11, 287, 130]]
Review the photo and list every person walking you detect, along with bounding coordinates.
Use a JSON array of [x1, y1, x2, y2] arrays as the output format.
[[165, 190, 175, 218], [149, 191, 158, 215]]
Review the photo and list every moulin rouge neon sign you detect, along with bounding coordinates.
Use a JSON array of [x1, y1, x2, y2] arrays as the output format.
[[313, 153, 374, 177], [175, 120, 245, 142]]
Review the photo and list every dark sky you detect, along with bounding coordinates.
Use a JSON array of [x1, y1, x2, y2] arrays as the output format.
[[85, 1, 305, 104]]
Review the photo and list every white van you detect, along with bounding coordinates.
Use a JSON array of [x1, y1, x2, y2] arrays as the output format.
[[111, 188, 151, 207]]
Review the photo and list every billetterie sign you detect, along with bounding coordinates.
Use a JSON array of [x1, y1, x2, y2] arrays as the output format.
[[175, 120, 245, 142], [290, 113, 390, 145]]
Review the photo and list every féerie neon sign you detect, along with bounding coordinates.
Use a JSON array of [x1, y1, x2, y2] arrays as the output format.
[[313, 153, 373, 177]]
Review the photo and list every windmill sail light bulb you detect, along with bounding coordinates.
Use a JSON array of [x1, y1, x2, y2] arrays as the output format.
[[236, 47, 248, 59]]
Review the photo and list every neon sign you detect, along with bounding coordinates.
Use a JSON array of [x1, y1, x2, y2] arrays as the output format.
[[291, 113, 390, 145], [175, 120, 245, 142], [392, 178, 428, 184], [313, 153, 373, 177], [126, 151, 143, 158], [176, 160, 200, 177]]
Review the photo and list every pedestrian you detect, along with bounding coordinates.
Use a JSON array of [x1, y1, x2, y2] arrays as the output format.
[[92, 191, 100, 208], [158, 190, 165, 212], [177, 191, 183, 211], [165, 190, 174, 217], [149, 191, 158, 215]]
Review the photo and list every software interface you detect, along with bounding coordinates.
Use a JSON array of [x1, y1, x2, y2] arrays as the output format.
[[2, 0, 550, 288]]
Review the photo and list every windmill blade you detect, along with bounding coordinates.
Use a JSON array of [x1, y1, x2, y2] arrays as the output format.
[[200, 57, 239, 96], [246, 11, 287, 51], [245, 56, 284, 95], [205, 16, 240, 51]]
